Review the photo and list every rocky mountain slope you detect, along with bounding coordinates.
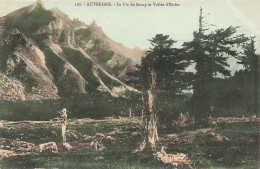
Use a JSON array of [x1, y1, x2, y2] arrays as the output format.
[[0, 0, 145, 100]]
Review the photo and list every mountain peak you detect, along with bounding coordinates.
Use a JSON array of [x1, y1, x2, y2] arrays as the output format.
[[90, 20, 98, 27], [36, 0, 44, 6], [30, 0, 45, 11], [90, 20, 103, 32]]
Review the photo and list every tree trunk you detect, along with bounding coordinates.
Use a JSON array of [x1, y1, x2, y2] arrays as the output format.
[[129, 107, 133, 118], [135, 69, 193, 168], [135, 69, 192, 169], [137, 69, 159, 151], [256, 55, 260, 117], [59, 108, 68, 143], [254, 69, 259, 115]]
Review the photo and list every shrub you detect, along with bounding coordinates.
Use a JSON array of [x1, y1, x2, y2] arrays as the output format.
[[112, 61, 128, 76], [59, 30, 65, 43], [57, 70, 80, 97], [12, 60, 38, 92], [0, 33, 27, 71], [96, 50, 114, 63], [75, 28, 91, 41], [31, 33, 49, 49]]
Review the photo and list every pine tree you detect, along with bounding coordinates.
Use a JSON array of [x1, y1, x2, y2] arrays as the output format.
[[183, 8, 248, 117], [237, 37, 260, 115]]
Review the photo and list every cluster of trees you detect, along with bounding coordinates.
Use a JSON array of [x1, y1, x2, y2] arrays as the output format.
[[129, 8, 260, 153], [133, 8, 259, 122]]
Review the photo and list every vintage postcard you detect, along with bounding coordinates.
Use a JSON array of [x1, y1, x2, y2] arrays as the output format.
[[0, 0, 259, 168]]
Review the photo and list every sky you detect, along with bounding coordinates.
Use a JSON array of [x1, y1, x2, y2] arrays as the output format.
[[0, 0, 259, 73]]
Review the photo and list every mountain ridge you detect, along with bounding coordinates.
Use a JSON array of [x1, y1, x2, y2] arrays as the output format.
[[0, 1, 143, 100]]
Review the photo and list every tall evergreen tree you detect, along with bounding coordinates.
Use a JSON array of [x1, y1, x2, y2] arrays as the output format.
[[237, 37, 260, 115], [137, 34, 190, 94], [183, 8, 248, 117]]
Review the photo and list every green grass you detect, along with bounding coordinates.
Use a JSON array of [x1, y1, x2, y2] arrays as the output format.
[[166, 122, 259, 169], [0, 150, 172, 169], [68, 123, 117, 136], [0, 121, 258, 168], [215, 122, 259, 138], [0, 128, 62, 145], [4, 4, 56, 33], [158, 121, 211, 134], [167, 138, 258, 169], [68, 123, 137, 136], [0, 123, 172, 169]]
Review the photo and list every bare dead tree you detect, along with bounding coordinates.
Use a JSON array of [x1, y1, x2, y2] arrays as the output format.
[[136, 69, 159, 151], [58, 108, 68, 143], [135, 70, 193, 168]]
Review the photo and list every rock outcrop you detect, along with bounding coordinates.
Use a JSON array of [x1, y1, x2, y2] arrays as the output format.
[[0, 138, 37, 157], [38, 142, 58, 153]]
